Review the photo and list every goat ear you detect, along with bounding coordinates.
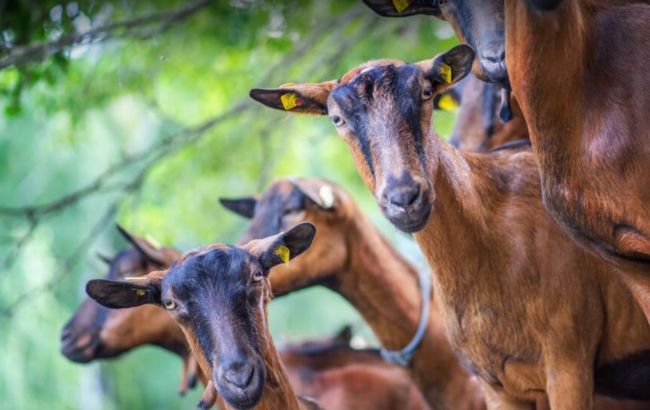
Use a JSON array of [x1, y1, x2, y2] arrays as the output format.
[[333, 325, 354, 345], [289, 179, 338, 211], [246, 223, 316, 270], [96, 252, 113, 266], [362, 0, 441, 17], [249, 81, 335, 115], [86, 277, 162, 309], [116, 224, 168, 266], [219, 197, 257, 219], [419, 45, 475, 91]]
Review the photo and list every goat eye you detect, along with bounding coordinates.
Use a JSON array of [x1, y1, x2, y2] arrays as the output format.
[[330, 115, 345, 127], [422, 87, 433, 100], [283, 207, 302, 216], [163, 299, 177, 310], [252, 271, 265, 282]]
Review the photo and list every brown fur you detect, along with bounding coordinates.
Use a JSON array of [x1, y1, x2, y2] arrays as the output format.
[[138, 245, 310, 410], [439, 51, 649, 410], [60, 235, 207, 396], [280, 335, 429, 410], [249, 52, 650, 409], [238, 178, 485, 410], [71, 237, 430, 409], [87, 234, 431, 410], [504, 0, 650, 322], [450, 75, 529, 152]]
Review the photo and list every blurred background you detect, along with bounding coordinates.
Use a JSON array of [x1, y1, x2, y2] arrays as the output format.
[[0, 1, 458, 408]]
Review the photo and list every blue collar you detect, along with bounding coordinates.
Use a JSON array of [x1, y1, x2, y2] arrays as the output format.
[[380, 267, 432, 367]]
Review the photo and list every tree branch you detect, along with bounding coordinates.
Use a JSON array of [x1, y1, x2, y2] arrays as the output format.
[[0, 202, 118, 319], [0, 0, 213, 69]]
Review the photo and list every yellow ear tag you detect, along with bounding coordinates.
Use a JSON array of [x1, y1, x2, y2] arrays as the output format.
[[438, 63, 453, 84], [392, 0, 411, 13], [135, 289, 146, 296], [280, 93, 301, 111], [438, 94, 459, 112], [274, 244, 291, 264]]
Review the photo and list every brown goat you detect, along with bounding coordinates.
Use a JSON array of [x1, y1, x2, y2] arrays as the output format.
[[223, 177, 650, 410], [282, 332, 430, 410], [60, 226, 204, 396], [448, 74, 529, 153], [86, 224, 321, 410], [249, 46, 650, 409], [503, 0, 650, 323], [221, 177, 486, 409], [65, 227, 429, 409], [362, 1, 650, 322], [375, 0, 650, 321]]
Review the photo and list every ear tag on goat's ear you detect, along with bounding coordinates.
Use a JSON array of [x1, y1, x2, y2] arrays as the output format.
[[280, 93, 301, 111], [275, 244, 291, 264], [134, 288, 146, 297], [438, 94, 459, 112], [438, 63, 453, 84], [319, 185, 335, 209], [392, 0, 411, 13]]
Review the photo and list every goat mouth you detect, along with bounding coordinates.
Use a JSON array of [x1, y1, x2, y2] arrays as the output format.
[[60, 336, 102, 363], [477, 58, 510, 89], [216, 366, 265, 410], [381, 200, 431, 233]]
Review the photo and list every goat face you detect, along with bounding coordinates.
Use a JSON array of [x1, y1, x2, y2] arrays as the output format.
[[61, 228, 175, 363], [220, 178, 349, 295], [362, 0, 508, 87], [61, 248, 151, 362], [438, 0, 507, 87], [250, 46, 474, 233], [85, 223, 316, 410], [163, 245, 268, 409]]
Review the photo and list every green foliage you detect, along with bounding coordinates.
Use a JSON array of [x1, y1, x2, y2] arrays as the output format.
[[0, 1, 458, 408]]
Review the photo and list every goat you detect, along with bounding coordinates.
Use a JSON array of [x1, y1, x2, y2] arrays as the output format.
[[86, 223, 320, 409], [221, 177, 486, 409], [248, 45, 650, 409], [282, 329, 430, 410], [447, 74, 528, 153], [60, 226, 203, 396], [364, 0, 650, 323], [65, 226, 429, 409], [223, 177, 650, 410], [504, 0, 650, 323]]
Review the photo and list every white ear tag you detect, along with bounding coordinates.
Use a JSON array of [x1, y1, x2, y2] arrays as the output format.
[[319, 185, 335, 209], [145, 235, 162, 250]]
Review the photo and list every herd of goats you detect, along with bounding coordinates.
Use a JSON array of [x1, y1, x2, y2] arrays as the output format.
[[58, 1, 650, 409]]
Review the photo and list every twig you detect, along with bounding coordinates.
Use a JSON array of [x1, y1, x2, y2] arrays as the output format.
[[0, 0, 213, 69]]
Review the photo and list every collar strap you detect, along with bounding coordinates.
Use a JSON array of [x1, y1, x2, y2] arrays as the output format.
[[380, 267, 432, 367]]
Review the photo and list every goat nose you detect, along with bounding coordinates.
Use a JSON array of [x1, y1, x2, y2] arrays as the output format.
[[480, 48, 505, 63], [223, 361, 254, 389], [386, 184, 420, 208]]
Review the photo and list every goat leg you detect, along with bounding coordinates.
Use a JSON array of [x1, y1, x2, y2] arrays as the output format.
[[178, 355, 196, 396], [481, 381, 534, 410], [187, 355, 199, 389], [545, 365, 594, 410]]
